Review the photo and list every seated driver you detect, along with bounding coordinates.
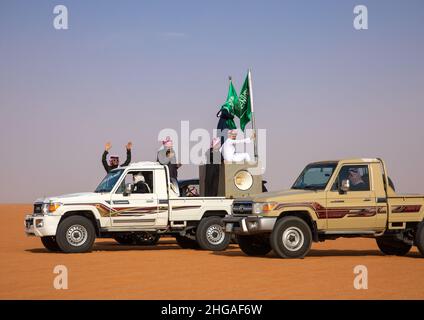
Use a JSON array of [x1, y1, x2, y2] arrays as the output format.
[[348, 168, 368, 191], [132, 173, 151, 194]]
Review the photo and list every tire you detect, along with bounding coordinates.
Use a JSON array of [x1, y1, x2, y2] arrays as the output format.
[[196, 216, 231, 251], [134, 232, 160, 245], [175, 234, 199, 249], [376, 237, 411, 256], [114, 234, 135, 245], [416, 221, 424, 257], [270, 216, 312, 259], [237, 235, 271, 256], [41, 236, 61, 252], [56, 216, 96, 253]]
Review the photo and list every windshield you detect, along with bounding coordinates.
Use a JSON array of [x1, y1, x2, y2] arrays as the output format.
[[94, 169, 124, 193], [292, 163, 338, 190]]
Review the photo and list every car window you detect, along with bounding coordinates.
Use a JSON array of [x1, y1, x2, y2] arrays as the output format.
[[332, 165, 370, 191], [95, 169, 124, 193], [116, 171, 154, 194], [292, 163, 337, 190]]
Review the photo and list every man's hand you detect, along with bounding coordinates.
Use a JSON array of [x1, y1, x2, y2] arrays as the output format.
[[126, 141, 133, 150], [105, 142, 112, 151], [251, 131, 256, 140]]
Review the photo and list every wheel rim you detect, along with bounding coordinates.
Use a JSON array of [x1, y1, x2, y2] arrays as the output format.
[[282, 226, 304, 251], [206, 224, 225, 245], [66, 224, 88, 247]]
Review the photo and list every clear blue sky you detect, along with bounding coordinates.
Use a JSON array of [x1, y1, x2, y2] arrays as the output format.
[[0, 0, 423, 202]]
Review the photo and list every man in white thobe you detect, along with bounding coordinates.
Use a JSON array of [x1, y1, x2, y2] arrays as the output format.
[[220, 129, 255, 163]]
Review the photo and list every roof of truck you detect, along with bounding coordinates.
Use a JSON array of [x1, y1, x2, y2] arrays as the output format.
[[340, 158, 380, 163], [125, 161, 165, 169], [309, 158, 380, 165]]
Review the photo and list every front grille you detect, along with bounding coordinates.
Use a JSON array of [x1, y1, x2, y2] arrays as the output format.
[[33, 203, 43, 215], [232, 201, 253, 215]]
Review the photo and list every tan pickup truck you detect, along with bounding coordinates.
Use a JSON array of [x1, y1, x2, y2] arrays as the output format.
[[223, 158, 424, 258]]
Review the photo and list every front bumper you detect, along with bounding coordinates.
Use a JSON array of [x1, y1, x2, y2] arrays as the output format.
[[222, 215, 276, 235], [24, 214, 61, 237]]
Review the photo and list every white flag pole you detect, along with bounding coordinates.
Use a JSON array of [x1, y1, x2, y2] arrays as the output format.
[[248, 69, 258, 161]]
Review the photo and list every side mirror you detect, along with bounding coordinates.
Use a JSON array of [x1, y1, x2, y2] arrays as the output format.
[[124, 183, 132, 196], [340, 179, 350, 193]]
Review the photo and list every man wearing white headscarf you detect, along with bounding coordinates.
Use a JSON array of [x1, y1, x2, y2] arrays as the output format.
[[220, 130, 255, 163], [132, 172, 151, 194], [102, 141, 132, 173], [157, 136, 181, 180]]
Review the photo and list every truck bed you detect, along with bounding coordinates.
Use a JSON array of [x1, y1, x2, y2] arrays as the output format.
[[168, 197, 233, 221], [387, 194, 424, 223]]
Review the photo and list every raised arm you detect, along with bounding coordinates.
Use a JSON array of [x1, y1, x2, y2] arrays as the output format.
[[232, 132, 255, 144], [232, 138, 252, 144], [122, 141, 132, 166], [102, 142, 112, 173]]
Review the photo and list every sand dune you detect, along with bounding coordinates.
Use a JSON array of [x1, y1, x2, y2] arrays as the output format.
[[0, 204, 423, 299]]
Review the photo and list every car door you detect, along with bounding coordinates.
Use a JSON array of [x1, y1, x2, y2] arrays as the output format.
[[110, 170, 158, 228], [326, 164, 378, 231]]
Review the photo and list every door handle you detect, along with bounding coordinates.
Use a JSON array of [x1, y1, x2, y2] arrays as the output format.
[[363, 199, 372, 202], [330, 200, 344, 203], [146, 199, 154, 203]]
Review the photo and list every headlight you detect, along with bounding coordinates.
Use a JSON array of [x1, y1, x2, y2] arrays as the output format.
[[252, 202, 278, 214], [41, 202, 62, 214], [252, 203, 263, 214], [234, 170, 253, 191]]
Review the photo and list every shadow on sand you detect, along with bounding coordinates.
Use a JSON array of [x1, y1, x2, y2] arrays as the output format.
[[212, 248, 423, 259], [25, 240, 239, 254]]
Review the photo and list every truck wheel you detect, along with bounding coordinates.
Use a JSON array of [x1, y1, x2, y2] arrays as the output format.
[[175, 234, 199, 249], [196, 216, 230, 251], [270, 216, 312, 259], [114, 234, 135, 245], [56, 216, 96, 253], [237, 235, 271, 256], [41, 236, 61, 252], [134, 232, 160, 245], [416, 221, 424, 257], [376, 237, 411, 256]]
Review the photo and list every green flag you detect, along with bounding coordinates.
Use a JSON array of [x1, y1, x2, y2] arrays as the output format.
[[227, 80, 238, 111], [235, 74, 252, 131], [219, 80, 238, 129]]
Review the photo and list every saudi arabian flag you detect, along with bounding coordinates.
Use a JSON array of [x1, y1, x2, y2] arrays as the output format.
[[220, 80, 238, 129], [235, 74, 252, 131], [226, 80, 238, 113]]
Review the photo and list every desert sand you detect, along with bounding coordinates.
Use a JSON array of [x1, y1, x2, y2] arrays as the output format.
[[0, 204, 423, 300]]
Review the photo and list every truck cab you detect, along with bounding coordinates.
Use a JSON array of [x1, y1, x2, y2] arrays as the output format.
[[25, 161, 233, 253], [223, 158, 424, 258]]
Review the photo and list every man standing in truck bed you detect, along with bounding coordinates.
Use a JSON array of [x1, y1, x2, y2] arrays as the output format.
[[102, 141, 132, 173], [157, 136, 181, 180]]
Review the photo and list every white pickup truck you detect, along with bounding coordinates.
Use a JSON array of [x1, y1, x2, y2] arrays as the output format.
[[24, 161, 233, 253]]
